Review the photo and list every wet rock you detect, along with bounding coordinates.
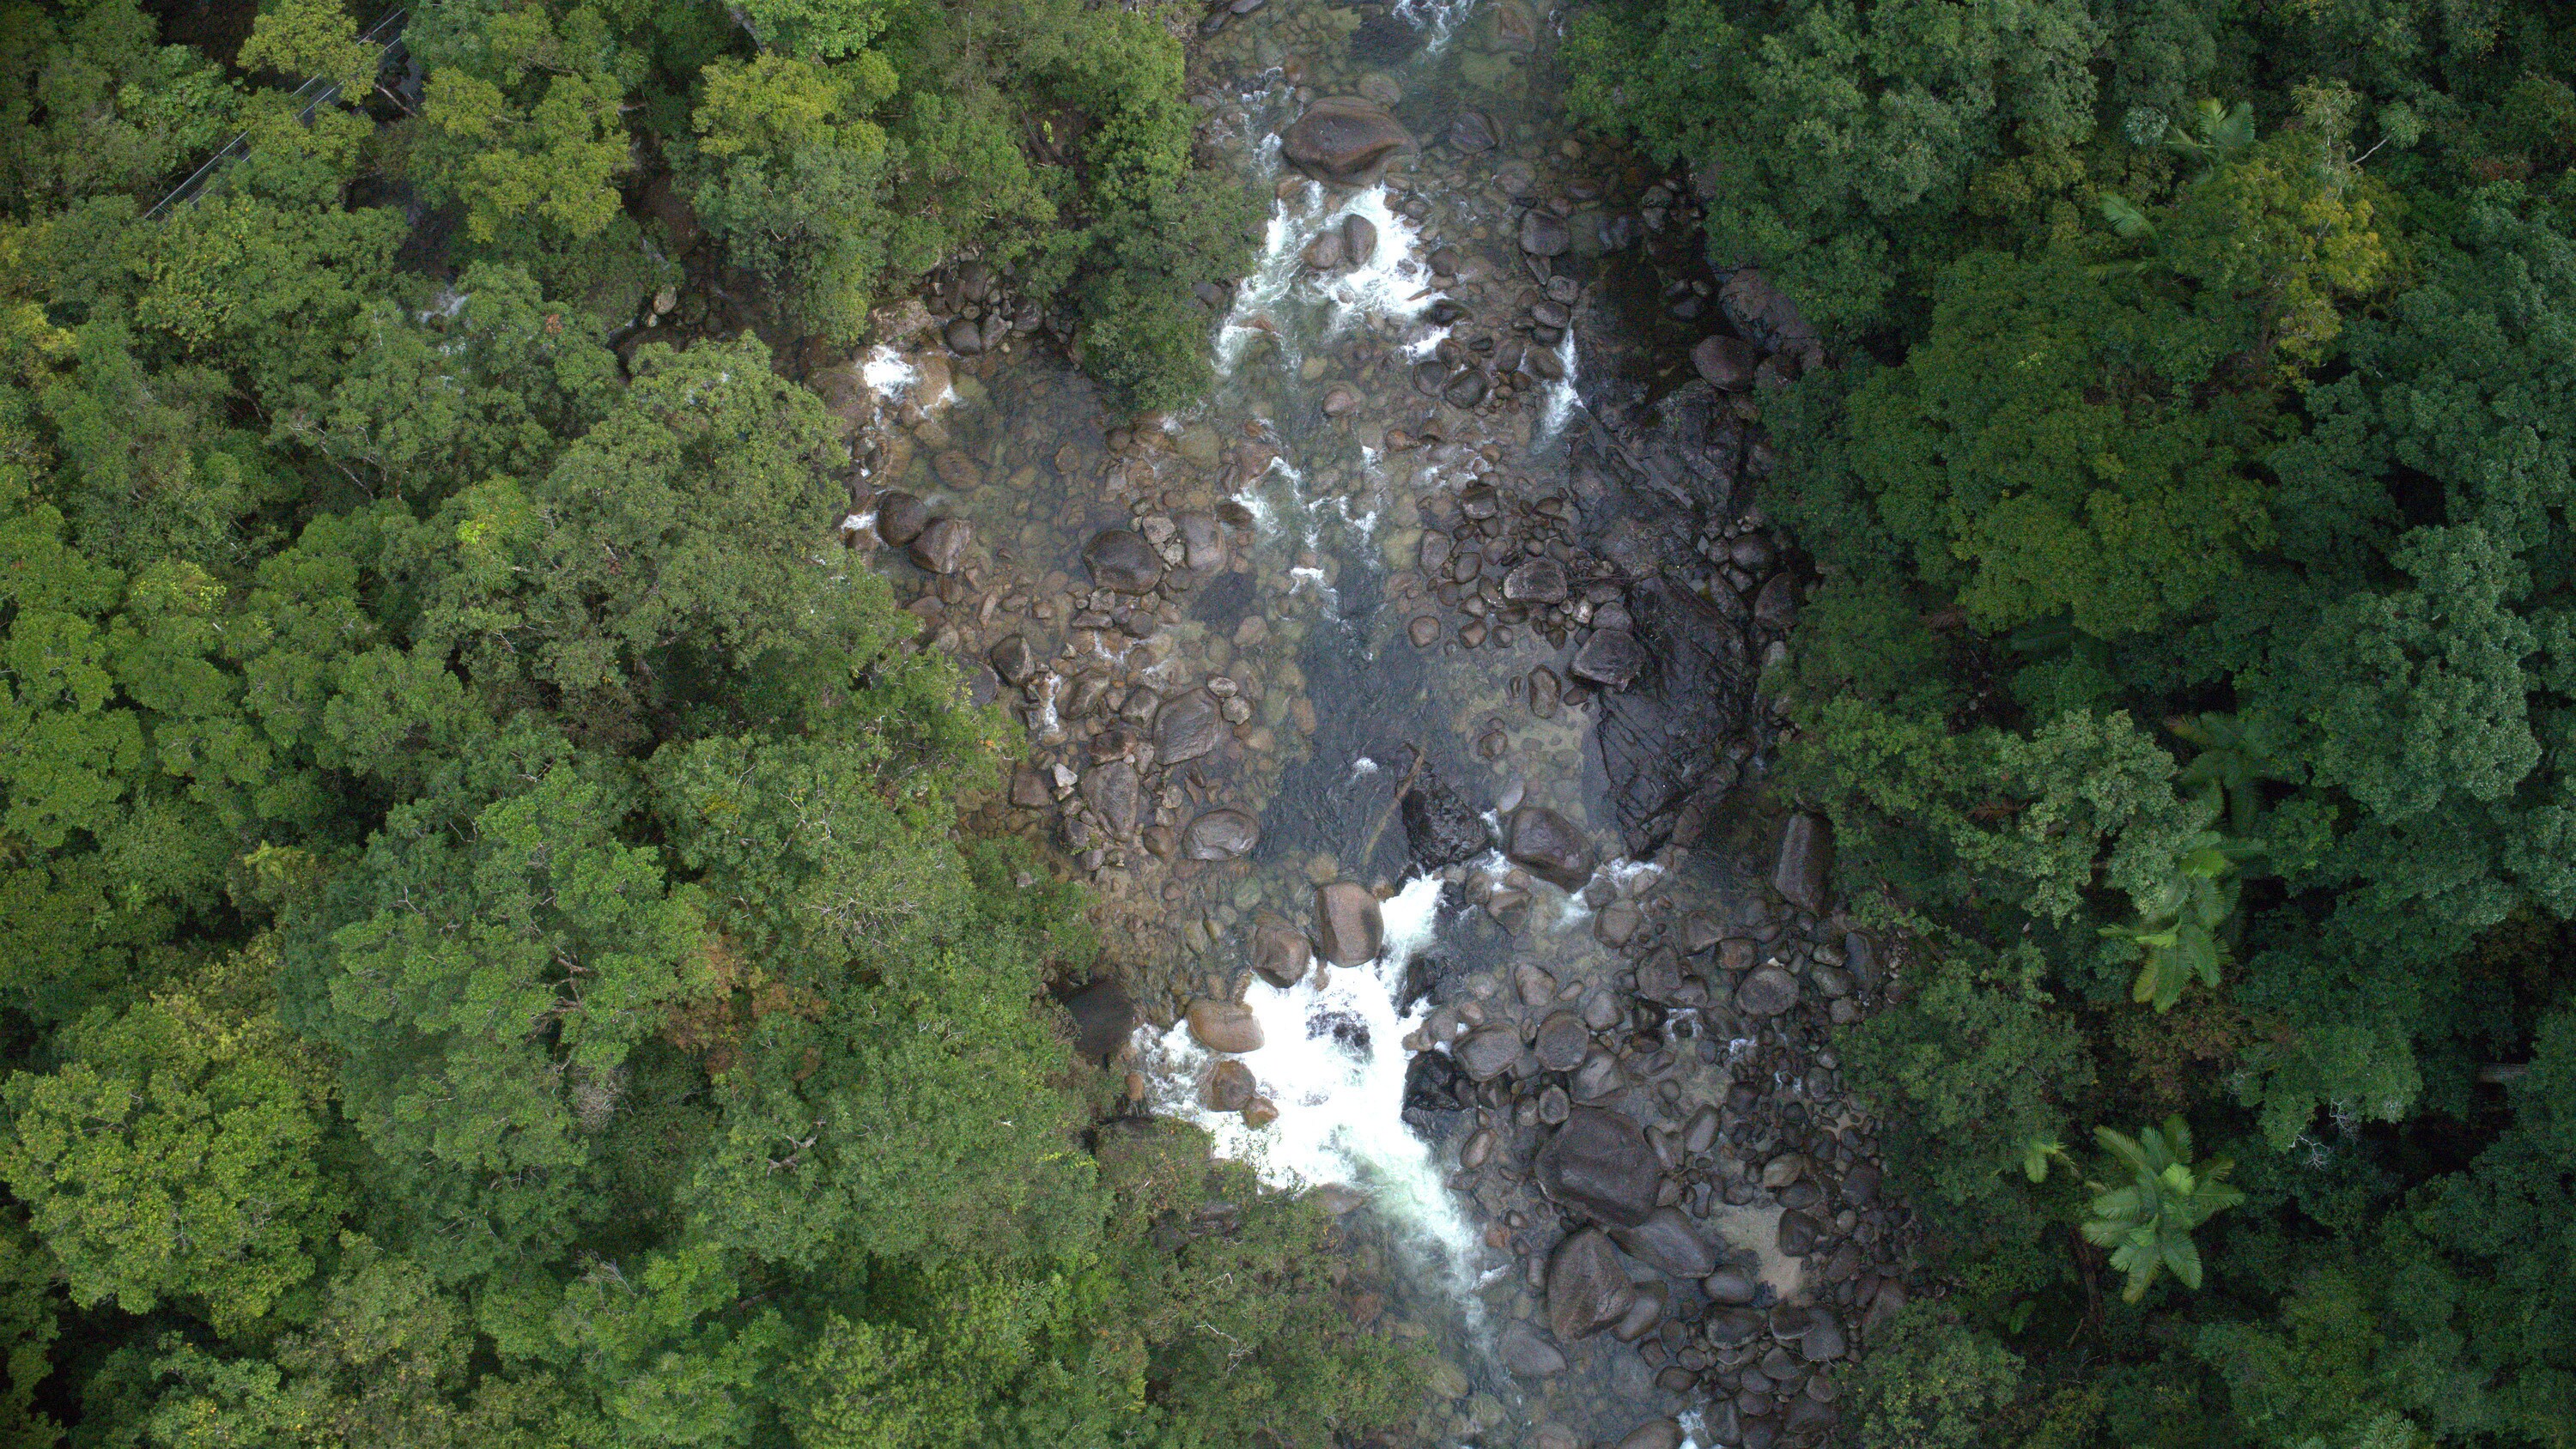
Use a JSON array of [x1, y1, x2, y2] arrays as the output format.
[[1342, 213, 1379, 266], [1777, 1210, 1820, 1258], [1841, 1163, 1881, 1207], [1250, 923, 1312, 988], [1801, 1310, 1849, 1361], [1009, 763, 1053, 809], [1783, 1396, 1839, 1439], [1447, 109, 1498, 153], [1503, 557, 1568, 603], [1323, 385, 1362, 417], [1718, 267, 1826, 368], [1443, 369, 1491, 409], [1753, 572, 1799, 628], [1402, 764, 1491, 869], [1460, 1127, 1495, 1169], [1571, 1050, 1625, 1103], [1182, 809, 1260, 861], [1516, 962, 1558, 1006], [1504, 805, 1596, 892], [1773, 813, 1833, 914], [917, 514, 974, 573], [1203, 1058, 1257, 1112], [1570, 628, 1643, 690], [1155, 689, 1225, 765], [874, 490, 929, 547], [1534, 1009, 1590, 1073], [1083, 530, 1164, 593], [1455, 1026, 1521, 1082], [1612, 1279, 1668, 1341], [1080, 761, 1142, 835], [944, 317, 986, 355], [1593, 578, 1754, 854], [1707, 1307, 1765, 1344], [1736, 966, 1800, 1017], [1186, 999, 1264, 1054], [1546, 1228, 1637, 1341], [1612, 1208, 1717, 1277], [1313, 882, 1384, 965], [1059, 979, 1132, 1060], [988, 634, 1038, 686], [1498, 1320, 1567, 1377], [1692, 334, 1760, 391], [1615, 1422, 1684, 1449], [1536, 1106, 1661, 1227], [1520, 209, 1571, 257], [1407, 614, 1442, 647], [1174, 512, 1227, 572], [1704, 1267, 1757, 1305], [1280, 96, 1414, 185], [1302, 230, 1346, 270], [1537, 1084, 1571, 1124], [1403, 1046, 1468, 1117]]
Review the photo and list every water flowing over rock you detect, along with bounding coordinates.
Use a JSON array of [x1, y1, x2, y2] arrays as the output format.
[[1080, 761, 1141, 835], [1536, 1106, 1661, 1227], [908, 518, 973, 574], [1154, 689, 1225, 765], [1083, 529, 1163, 593], [1312, 882, 1383, 965], [1520, 209, 1571, 257], [1280, 96, 1414, 185], [1546, 1228, 1637, 1341], [1504, 805, 1596, 891], [1594, 577, 1754, 854], [1775, 812, 1834, 914], [1182, 808, 1260, 861], [1498, 1319, 1567, 1376]]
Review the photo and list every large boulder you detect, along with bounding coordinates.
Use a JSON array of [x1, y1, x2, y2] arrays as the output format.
[[1182, 809, 1261, 861], [1497, 1319, 1566, 1376], [1312, 882, 1383, 965], [1774, 812, 1833, 914], [1186, 999, 1264, 1054], [1454, 1026, 1522, 1082], [1692, 334, 1760, 391], [1593, 577, 1754, 854], [1249, 923, 1312, 987], [1546, 1228, 1637, 1342], [1155, 689, 1226, 765], [1611, 1208, 1717, 1277], [1058, 979, 1133, 1061], [1718, 267, 1826, 369], [1401, 761, 1491, 869], [908, 517, 974, 574], [1535, 1106, 1661, 1227], [1079, 761, 1141, 835], [1084, 530, 1164, 593], [1280, 97, 1414, 185], [1504, 805, 1596, 891]]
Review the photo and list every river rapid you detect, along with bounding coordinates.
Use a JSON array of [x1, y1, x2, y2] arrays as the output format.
[[817, 1, 1915, 1444]]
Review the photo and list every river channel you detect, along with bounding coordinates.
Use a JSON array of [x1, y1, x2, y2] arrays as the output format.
[[814, 0, 1913, 1443]]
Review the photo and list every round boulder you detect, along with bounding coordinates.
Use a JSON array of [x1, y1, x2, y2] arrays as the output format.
[[1083, 529, 1165, 593], [1504, 805, 1597, 891], [1186, 999, 1264, 1054], [1312, 881, 1384, 965], [1280, 96, 1415, 185], [1182, 808, 1261, 861]]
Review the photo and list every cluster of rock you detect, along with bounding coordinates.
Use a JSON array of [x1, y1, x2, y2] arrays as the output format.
[[1402, 807, 1909, 1449]]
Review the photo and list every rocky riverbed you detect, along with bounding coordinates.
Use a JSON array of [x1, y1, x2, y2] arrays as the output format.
[[798, 0, 1920, 1443]]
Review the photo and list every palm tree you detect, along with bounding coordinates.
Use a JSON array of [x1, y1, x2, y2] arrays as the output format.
[[2081, 1116, 2247, 1302]]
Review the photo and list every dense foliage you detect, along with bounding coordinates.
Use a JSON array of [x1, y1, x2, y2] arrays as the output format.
[[0, 2, 1402, 1442], [1573, 0, 2576, 1443]]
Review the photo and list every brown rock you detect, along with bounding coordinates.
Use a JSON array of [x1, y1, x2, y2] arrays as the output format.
[[1280, 96, 1415, 185], [1186, 999, 1264, 1054], [1250, 924, 1312, 987], [1546, 1228, 1637, 1342], [1313, 882, 1383, 965], [908, 517, 973, 574]]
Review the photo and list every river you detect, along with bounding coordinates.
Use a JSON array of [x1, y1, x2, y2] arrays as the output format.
[[825, 0, 1908, 1444]]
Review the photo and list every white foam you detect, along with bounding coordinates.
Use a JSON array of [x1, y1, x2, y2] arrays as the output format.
[[1135, 875, 1482, 1281], [1538, 330, 1581, 438], [860, 345, 918, 397]]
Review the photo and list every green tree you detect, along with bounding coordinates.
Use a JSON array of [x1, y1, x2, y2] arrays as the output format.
[[0, 947, 345, 1332]]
